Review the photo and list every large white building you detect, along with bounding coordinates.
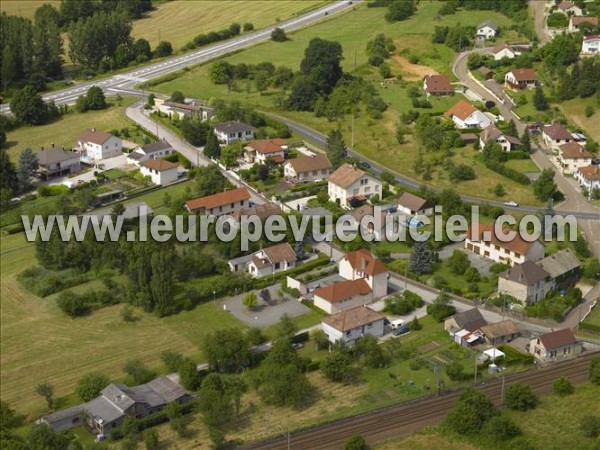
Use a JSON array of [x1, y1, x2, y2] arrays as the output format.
[[284, 154, 332, 183], [558, 142, 593, 175], [321, 306, 385, 345], [582, 35, 600, 55], [247, 243, 297, 278], [476, 21, 498, 39], [465, 222, 545, 266], [127, 140, 175, 167], [479, 124, 521, 152], [185, 187, 251, 216], [575, 164, 600, 192], [76, 128, 122, 163], [338, 248, 389, 299], [444, 100, 492, 129], [213, 121, 256, 144], [328, 164, 382, 209]]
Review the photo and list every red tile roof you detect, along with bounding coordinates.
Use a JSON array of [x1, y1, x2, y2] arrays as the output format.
[[185, 187, 250, 212], [247, 139, 288, 154], [322, 306, 384, 332], [578, 165, 600, 181], [140, 159, 178, 172], [328, 163, 368, 189], [584, 35, 600, 42], [507, 68, 538, 82], [543, 124, 572, 141], [560, 142, 592, 159], [423, 75, 453, 94], [492, 43, 514, 54], [538, 328, 577, 350], [557, 1, 577, 11], [344, 248, 388, 276], [313, 279, 371, 303], [286, 154, 332, 173], [571, 16, 598, 26], [467, 222, 540, 256], [77, 128, 114, 145], [444, 100, 479, 121]]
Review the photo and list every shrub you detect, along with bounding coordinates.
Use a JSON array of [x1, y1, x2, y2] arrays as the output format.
[[427, 303, 456, 322], [56, 291, 90, 317], [344, 435, 369, 450], [445, 361, 465, 381], [76, 372, 110, 402], [504, 383, 538, 411], [484, 415, 521, 440], [580, 415, 600, 438], [590, 357, 600, 385], [553, 377, 574, 396]]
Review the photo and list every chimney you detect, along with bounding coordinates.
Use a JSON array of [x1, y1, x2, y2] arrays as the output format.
[[91, 127, 96, 132], [51, 143, 55, 148], [41, 146, 44, 151]]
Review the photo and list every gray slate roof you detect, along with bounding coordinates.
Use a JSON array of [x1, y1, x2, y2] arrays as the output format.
[[141, 140, 172, 154], [500, 261, 549, 286], [38, 148, 79, 165], [450, 308, 487, 331], [478, 20, 498, 31], [537, 249, 580, 279], [214, 120, 256, 134]]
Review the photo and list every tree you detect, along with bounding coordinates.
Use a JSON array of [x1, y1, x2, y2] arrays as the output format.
[[448, 250, 471, 275], [220, 142, 241, 168], [344, 435, 369, 450], [255, 70, 270, 94], [33, 4, 63, 78], [123, 359, 154, 384], [504, 383, 538, 411], [355, 335, 389, 368], [203, 328, 250, 372], [203, 128, 220, 159], [161, 350, 184, 372], [11, 86, 47, 125], [86, 86, 107, 110], [409, 316, 422, 330], [154, 40, 173, 57], [143, 428, 159, 450], [243, 22, 254, 32], [271, 27, 287, 42], [0, 149, 19, 195], [179, 357, 200, 391], [321, 348, 353, 382], [589, 357, 600, 385], [506, 120, 517, 137], [0, 401, 23, 430], [385, 0, 416, 22], [553, 377, 574, 396], [195, 164, 229, 196], [75, 94, 89, 113], [35, 382, 54, 409], [493, 183, 506, 197], [149, 244, 175, 316], [484, 415, 521, 440], [580, 415, 600, 438], [17, 147, 39, 192], [520, 130, 531, 152], [133, 38, 152, 61], [76, 372, 110, 402], [532, 168, 558, 201], [533, 86, 548, 111], [243, 292, 258, 309], [409, 240, 432, 275], [209, 60, 234, 86], [275, 313, 298, 342], [445, 388, 499, 434], [198, 373, 234, 428], [445, 361, 464, 381], [170, 90, 185, 103], [27, 424, 70, 449], [327, 128, 346, 166]]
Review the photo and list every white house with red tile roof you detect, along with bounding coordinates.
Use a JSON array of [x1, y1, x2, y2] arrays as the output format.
[[556, 1, 583, 16], [528, 328, 582, 361], [569, 16, 598, 32], [443, 100, 492, 129], [582, 35, 600, 55], [185, 187, 251, 216], [328, 163, 382, 209], [313, 279, 373, 314], [243, 139, 288, 164], [422, 75, 453, 96], [479, 124, 521, 152], [76, 128, 122, 162], [247, 243, 297, 278], [492, 43, 517, 60], [339, 248, 389, 298], [321, 306, 385, 344], [139, 159, 179, 186], [505, 68, 539, 90], [558, 142, 593, 174], [284, 154, 332, 183], [575, 164, 600, 192], [542, 124, 573, 150]]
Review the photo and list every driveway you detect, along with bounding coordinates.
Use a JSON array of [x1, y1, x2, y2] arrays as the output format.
[[223, 285, 311, 328], [437, 242, 493, 277]]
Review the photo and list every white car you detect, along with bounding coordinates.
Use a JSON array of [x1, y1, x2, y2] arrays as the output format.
[[503, 201, 518, 207]]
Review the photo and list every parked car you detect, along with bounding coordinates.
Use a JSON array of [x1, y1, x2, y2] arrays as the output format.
[[503, 201, 518, 207], [361, 161, 371, 169]]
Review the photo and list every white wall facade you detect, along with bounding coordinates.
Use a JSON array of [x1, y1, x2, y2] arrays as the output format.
[[79, 135, 122, 161], [321, 319, 385, 345], [452, 111, 492, 129], [284, 164, 331, 182], [313, 293, 373, 314], [140, 166, 178, 186], [477, 26, 496, 39], [464, 239, 545, 266], [497, 277, 553, 305], [328, 176, 382, 209]]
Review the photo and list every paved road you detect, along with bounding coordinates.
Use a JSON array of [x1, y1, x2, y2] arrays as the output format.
[[452, 51, 600, 258], [0, 1, 358, 114]]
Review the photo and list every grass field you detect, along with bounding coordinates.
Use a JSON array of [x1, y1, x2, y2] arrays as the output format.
[[0, 0, 60, 18], [152, 2, 538, 205], [505, 158, 541, 173], [4, 97, 139, 161], [131, 0, 328, 50], [560, 97, 600, 143]]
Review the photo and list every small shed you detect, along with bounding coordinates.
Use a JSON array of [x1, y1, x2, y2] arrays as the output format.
[[483, 348, 505, 361]]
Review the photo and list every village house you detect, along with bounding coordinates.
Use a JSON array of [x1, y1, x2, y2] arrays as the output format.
[[185, 187, 251, 216], [37, 146, 81, 179], [328, 163, 382, 209], [528, 328, 583, 362], [498, 261, 552, 305], [247, 242, 297, 278], [556, 1, 583, 16], [444, 308, 487, 334], [558, 142, 593, 175], [139, 159, 179, 186], [480, 320, 520, 346], [313, 279, 373, 314], [243, 139, 287, 164], [157, 99, 215, 122], [229, 203, 282, 225], [338, 248, 389, 299], [504, 68, 539, 90], [574, 164, 600, 192], [444, 100, 492, 129], [284, 154, 332, 183], [347, 205, 393, 242], [464, 222, 545, 266], [422, 74, 454, 96], [321, 306, 385, 345], [396, 192, 435, 216], [126, 140, 174, 166], [492, 43, 517, 60], [542, 124, 573, 150], [477, 66, 495, 80], [39, 377, 192, 434], [537, 248, 581, 290], [569, 16, 599, 32], [476, 21, 498, 39], [582, 35, 600, 55], [460, 133, 479, 145], [479, 124, 521, 152], [213, 121, 256, 144], [75, 128, 123, 163]]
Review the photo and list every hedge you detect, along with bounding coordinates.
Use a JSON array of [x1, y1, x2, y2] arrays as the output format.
[[485, 159, 531, 185], [580, 322, 600, 334]]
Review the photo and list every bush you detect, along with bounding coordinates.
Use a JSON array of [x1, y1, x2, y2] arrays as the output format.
[[580, 415, 600, 438], [76, 372, 110, 402], [504, 383, 538, 411], [18, 267, 90, 297], [427, 303, 456, 322], [590, 357, 600, 385], [344, 435, 369, 450], [445, 361, 465, 381], [484, 415, 521, 440], [553, 377, 574, 396], [271, 27, 287, 42], [56, 291, 90, 317]]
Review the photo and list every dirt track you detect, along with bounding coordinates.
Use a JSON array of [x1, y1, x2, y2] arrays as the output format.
[[241, 353, 596, 450]]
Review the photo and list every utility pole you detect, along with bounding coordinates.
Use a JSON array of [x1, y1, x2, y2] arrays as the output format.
[[500, 374, 506, 407], [474, 352, 478, 384]]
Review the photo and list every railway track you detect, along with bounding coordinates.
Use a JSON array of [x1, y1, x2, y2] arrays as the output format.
[[241, 354, 596, 450]]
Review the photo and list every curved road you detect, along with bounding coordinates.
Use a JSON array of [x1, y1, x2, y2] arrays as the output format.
[[0, 0, 359, 114]]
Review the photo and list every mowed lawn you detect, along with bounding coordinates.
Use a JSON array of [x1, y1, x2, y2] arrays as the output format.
[[132, 0, 328, 49], [4, 97, 138, 161], [0, 232, 244, 417], [153, 2, 538, 205], [0, 0, 60, 18], [560, 97, 600, 143]]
